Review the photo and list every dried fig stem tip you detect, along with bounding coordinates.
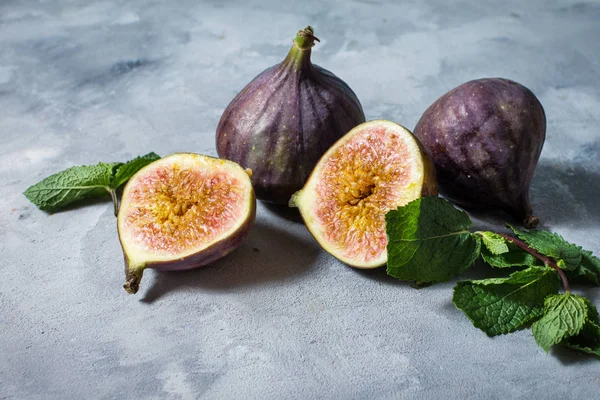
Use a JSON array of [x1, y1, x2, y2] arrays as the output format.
[[293, 26, 320, 50], [123, 266, 145, 294], [523, 214, 539, 229], [288, 191, 301, 208]]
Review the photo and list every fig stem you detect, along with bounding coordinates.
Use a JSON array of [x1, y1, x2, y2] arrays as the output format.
[[283, 27, 319, 70], [109, 189, 119, 216], [498, 233, 571, 293], [523, 214, 539, 229], [124, 266, 145, 295], [293, 26, 319, 51]]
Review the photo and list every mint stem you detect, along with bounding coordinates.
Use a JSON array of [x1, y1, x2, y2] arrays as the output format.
[[499, 233, 571, 293], [109, 189, 119, 216]]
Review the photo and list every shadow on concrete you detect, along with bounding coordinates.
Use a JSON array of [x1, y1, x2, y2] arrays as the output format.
[[140, 222, 319, 303], [431, 160, 600, 231], [262, 202, 304, 224], [350, 265, 417, 288], [49, 195, 114, 214], [552, 345, 599, 365], [529, 160, 600, 228], [48, 186, 127, 215]]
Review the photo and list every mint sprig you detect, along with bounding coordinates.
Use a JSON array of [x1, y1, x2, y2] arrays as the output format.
[[385, 196, 600, 357], [24, 152, 160, 215]]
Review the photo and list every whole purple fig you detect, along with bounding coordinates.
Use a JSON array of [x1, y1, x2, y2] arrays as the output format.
[[216, 26, 365, 204], [413, 78, 546, 228]]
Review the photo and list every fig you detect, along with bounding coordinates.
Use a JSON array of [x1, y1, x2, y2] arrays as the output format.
[[216, 26, 366, 204], [291, 120, 436, 268], [413, 78, 546, 228], [117, 153, 256, 294]]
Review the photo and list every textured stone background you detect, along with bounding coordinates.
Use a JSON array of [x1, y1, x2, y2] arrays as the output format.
[[1, 0, 599, 399]]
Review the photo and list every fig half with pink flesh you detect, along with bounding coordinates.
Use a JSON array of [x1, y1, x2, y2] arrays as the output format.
[[117, 153, 256, 294], [291, 120, 436, 268]]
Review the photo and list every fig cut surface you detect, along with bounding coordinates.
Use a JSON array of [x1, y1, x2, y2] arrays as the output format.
[[118, 153, 256, 294], [291, 120, 436, 269]]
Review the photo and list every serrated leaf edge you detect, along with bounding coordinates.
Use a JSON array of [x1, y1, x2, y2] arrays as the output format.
[[452, 268, 557, 336], [532, 293, 589, 352]]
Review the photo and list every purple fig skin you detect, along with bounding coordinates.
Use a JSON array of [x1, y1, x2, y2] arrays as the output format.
[[122, 198, 256, 294], [216, 27, 366, 204], [413, 78, 546, 228]]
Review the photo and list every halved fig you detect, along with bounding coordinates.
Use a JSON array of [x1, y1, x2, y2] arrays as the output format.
[[117, 153, 256, 294], [291, 120, 436, 268]]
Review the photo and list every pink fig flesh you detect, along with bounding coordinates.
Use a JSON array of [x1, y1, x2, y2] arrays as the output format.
[[117, 153, 256, 294], [291, 120, 436, 268]]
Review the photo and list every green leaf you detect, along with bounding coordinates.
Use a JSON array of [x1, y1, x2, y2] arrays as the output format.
[[562, 299, 600, 356], [563, 320, 600, 357], [508, 225, 582, 270], [587, 300, 600, 325], [24, 162, 118, 213], [111, 152, 161, 188], [477, 231, 509, 255], [508, 225, 600, 286], [567, 250, 600, 287], [24, 153, 160, 213], [531, 293, 589, 352], [481, 242, 543, 269], [453, 267, 560, 336], [386, 196, 481, 284]]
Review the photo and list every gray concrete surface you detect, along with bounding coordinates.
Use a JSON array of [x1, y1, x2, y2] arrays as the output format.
[[1, 0, 600, 399]]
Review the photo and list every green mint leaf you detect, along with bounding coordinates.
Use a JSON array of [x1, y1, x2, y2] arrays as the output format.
[[508, 224, 600, 286], [566, 250, 600, 287], [563, 298, 600, 356], [111, 152, 161, 188], [508, 225, 582, 270], [531, 293, 589, 352], [452, 267, 560, 336], [386, 196, 481, 284], [23, 162, 120, 213], [582, 298, 600, 325], [24, 153, 160, 213], [564, 320, 600, 357], [477, 231, 509, 255], [480, 242, 543, 269]]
